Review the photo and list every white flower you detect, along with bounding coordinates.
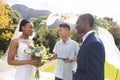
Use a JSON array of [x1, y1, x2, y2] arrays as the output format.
[[24, 49, 31, 55], [35, 52, 41, 57], [35, 51, 43, 57], [40, 51, 43, 54]]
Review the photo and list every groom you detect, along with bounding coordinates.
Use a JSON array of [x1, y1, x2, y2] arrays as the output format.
[[73, 13, 105, 80]]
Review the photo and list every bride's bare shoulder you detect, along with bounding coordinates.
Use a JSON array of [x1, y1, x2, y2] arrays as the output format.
[[10, 38, 20, 46]]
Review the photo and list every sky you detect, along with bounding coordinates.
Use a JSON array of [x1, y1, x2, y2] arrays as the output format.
[[5, 0, 120, 25]]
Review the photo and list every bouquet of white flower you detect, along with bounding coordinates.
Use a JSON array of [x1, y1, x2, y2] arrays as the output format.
[[24, 44, 43, 58], [24, 44, 44, 80]]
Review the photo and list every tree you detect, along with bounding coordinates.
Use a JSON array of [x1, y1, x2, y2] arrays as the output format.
[[104, 17, 118, 26], [70, 29, 83, 44], [9, 8, 22, 24], [30, 16, 47, 32], [0, 1, 12, 52], [31, 16, 59, 53], [109, 26, 120, 47], [0, 1, 11, 29], [0, 1, 22, 52], [44, 28, 59, 53], [94, 16, 112, 30], [0, 1, 13, 40]]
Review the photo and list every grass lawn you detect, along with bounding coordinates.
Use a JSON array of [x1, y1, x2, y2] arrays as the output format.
[[43, 61, 120, 80], [105, 62, 120, 80], [43, 62, 56, 72]]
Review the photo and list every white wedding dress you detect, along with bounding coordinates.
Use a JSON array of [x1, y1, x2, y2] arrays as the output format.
[[14, 38, 36, 80]]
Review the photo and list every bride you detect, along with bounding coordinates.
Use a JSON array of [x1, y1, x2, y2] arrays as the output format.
[[7, 19, 40, 80]]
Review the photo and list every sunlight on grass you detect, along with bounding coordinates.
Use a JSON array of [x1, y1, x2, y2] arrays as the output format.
[[43, 62, 56, 72], [105, 61, 120, 80], [42, 61, 120, 80]]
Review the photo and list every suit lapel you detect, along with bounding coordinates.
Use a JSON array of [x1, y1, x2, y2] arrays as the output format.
[[78, 32, 95, 61], [82, 32, 95, 46]]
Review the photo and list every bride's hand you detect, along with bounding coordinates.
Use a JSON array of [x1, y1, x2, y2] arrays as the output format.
[[37, 59, 41, 67], [33, 59, 41, 67]]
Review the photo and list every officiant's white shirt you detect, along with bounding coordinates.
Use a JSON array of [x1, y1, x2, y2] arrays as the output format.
[[53, 38, 79, 80]]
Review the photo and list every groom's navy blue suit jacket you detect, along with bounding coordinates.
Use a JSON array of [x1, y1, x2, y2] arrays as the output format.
[[73, 32, 105, 80]]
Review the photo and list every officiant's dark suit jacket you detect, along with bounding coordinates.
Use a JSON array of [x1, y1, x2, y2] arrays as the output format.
[[73, 32, 105, 80]]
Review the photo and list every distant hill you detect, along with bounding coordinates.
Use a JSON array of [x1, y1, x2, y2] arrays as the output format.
[[11, 4, 51, 20], [47, 13, 78, 29]]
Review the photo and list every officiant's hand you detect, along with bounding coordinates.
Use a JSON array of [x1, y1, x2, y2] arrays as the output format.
[[52, 54, 57, 59], [64, 57, 73, 63]]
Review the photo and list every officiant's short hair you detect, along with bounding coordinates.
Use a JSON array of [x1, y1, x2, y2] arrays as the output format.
[[59, 23, 70, 30]]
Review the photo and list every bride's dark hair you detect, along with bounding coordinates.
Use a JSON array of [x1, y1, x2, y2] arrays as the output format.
[[19, 19, 30, 32]]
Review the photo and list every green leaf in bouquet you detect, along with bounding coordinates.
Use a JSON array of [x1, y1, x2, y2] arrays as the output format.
[[35, 69, 40, 80], [31, 49, 35, 54], [35, 47, 43, 52], [28, 45, 35, 49], [24, 49, 30, 55]]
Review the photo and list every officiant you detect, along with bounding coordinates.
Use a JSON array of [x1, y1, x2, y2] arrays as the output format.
[[53, 23, 79, 80]]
